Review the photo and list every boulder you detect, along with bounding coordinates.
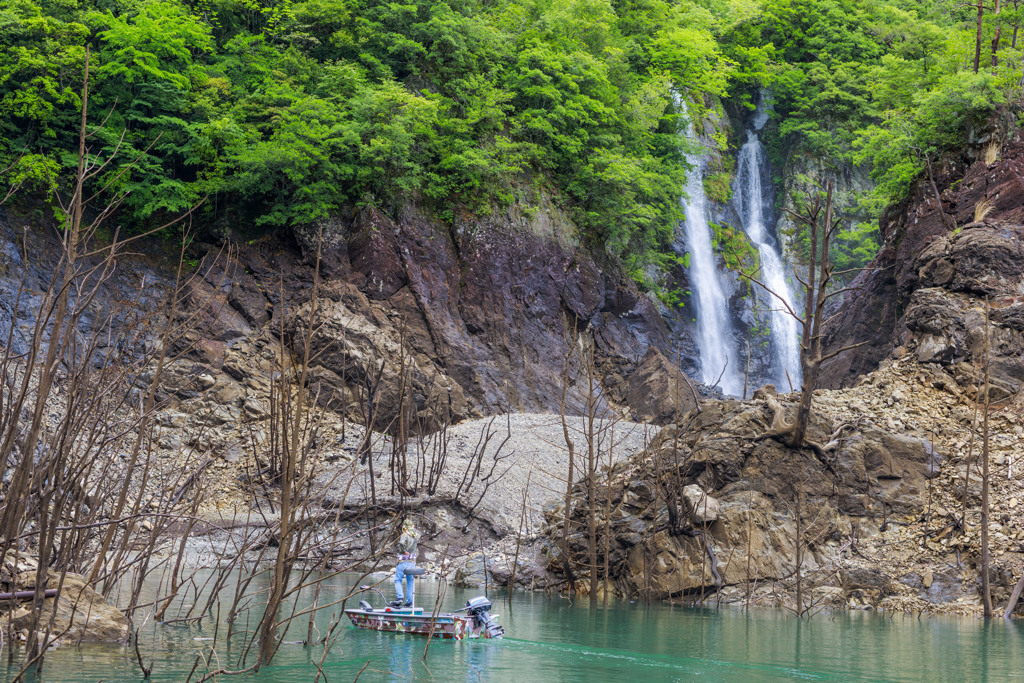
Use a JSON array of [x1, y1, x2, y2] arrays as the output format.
[[682, 484, 720, 524], [7, 571, 128, 643], [622, 530, 717, 598], [453, 553, 495, 589], [545, 389, 962, 606], [841, 567, 895, 605], [624, 348, 699, 424]]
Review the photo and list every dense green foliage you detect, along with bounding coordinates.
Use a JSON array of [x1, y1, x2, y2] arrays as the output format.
[[1, 0, 1020, 271], [0, 0, 732, 270], [723, 0, 1016, 182], [716, 0, 1022, 271]]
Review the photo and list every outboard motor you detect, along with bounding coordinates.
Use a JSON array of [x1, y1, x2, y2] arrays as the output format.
[[463, 596, 504, 638]]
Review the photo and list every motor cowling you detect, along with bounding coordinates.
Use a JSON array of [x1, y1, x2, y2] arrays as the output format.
[[465, 596, 503, 638]]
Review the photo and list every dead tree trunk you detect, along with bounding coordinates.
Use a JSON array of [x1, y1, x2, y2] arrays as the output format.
[[559, 341, 576, 595], [584, 341, 599, 604], [992, 0, 1003, 67], [981, 298, 993, 619], [743, 182, 867, 457], [975, 0, 986, 73], [258, 234, 323, 665], [1005, 574, 1024, 618]]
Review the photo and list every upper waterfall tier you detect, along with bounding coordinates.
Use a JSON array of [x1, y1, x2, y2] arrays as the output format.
[[734, 128, 803, 390]]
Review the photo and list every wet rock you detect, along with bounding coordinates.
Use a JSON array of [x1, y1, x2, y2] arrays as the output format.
[[841, 567, 895, 603], [621, 530, 717, 599], [901, 570, 964, 604], [453, 552, 496, 589], [614, 514, 648, 547]]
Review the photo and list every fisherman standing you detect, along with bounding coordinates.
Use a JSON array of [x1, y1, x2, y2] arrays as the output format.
[[392, 518, 421, 607]]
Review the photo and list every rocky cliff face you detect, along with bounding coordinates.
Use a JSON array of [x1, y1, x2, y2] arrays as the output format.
[[544, 381, 940, 606], [540, 353, 1024, 614], [287, 199, 700, 428], [286, 201, 695, 428], [1, 194, 698, 436], [820, 137, 1024, 399]]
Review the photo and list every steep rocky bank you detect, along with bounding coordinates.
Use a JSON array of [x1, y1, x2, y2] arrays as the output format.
[[539, 355, 1023, 616], [159, 196, 700, 435], [821, 135, 1024, 397], [0, 191, 699, 505], [529, 128, 1024, 611]]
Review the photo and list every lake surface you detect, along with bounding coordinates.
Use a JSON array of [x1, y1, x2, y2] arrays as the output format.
[[7, 574, 1024, 682]]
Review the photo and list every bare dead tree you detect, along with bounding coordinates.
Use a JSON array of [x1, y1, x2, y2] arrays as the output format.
[[582, 337, 600, 604], [0, 71, 391, 676], [559, 337, 578, 596], [0, 46, 222, 679], [740, 181, 869, 460], [602, 421, 615, 604], [256, 230, 325, 665], [507, 467, 533, 602], [1005, 573, 1024, 618], [745, 488, 756, 609], [981, 298, 993, 618]]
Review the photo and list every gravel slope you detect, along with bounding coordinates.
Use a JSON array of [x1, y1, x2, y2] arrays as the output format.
[[317, 413, 661, 535]]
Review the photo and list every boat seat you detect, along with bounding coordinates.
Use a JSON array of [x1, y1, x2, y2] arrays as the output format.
[[404, 566, 426, 576]]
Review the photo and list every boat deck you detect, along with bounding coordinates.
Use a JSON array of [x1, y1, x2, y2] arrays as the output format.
[[344, 606, 499, 640]]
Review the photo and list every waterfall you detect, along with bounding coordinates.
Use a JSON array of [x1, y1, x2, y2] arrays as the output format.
[[678, 116, 742, 395], [733, 120, 803, 390]]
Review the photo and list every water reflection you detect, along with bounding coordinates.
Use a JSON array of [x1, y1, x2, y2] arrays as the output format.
[[4, 573, 1023, 682]]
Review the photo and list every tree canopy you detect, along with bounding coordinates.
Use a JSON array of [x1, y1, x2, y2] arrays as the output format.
[[0, 0, 1019, 272]]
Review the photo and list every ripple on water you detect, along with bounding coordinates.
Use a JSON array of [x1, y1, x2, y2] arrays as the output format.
[[4, 575, 1023, 682]]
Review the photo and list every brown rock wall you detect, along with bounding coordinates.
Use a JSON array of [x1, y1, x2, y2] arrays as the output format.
[[279, 203, 696, 429], [821, 138, 1024, 397]]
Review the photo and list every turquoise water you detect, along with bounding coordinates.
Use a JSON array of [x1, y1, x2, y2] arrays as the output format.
[[6, 575, 1024, 682]]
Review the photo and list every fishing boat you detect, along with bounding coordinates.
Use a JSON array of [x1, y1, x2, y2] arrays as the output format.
[[346, 580, 504, 640]]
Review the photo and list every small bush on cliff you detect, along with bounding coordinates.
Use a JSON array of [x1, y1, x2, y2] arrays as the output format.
[[704, 170, 734, 204], [711, 221, 759, 275]]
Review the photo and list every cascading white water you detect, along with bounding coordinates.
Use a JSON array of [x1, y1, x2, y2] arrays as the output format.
[[734, 126, 803, 390], [678, 117, 742, 395]]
